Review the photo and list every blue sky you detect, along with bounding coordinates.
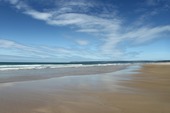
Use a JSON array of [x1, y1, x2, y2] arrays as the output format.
[[0, 0, 170, 62]]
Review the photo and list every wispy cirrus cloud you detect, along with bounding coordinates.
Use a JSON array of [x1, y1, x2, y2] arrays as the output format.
[[0, 39, 37, 52], [2, 0, 170, 60], [0, 39, 50, 58], [0, 39, 104, 61], [102, 25, 170, 53]]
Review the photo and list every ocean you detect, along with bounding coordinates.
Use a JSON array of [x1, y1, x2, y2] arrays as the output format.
[[0, 60, 168, 71], [0, 62, 130, 71]]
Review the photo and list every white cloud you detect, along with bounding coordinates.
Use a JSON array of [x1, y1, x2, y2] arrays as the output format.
[[0, 39, 48, 58], [6, 0, 120, 34], [76, 39, 89, 46], [0, 39, 28, 49], [24, 10, 52, 21], [0, 39, 105, 60], [102, 25, 170, 55], [0, 39, 16, 48], [3, 0, 170, 60], [0, 39, 36, 51], [7, 0, 19, 4]]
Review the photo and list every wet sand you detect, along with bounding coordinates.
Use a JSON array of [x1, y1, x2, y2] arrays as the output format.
[[0, 65, 128, 83], [0, 64, 170, 113]]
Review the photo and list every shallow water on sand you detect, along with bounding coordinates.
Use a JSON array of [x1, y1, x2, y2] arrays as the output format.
[[0, 65, 140, 91], [0, 65, 140, 113]]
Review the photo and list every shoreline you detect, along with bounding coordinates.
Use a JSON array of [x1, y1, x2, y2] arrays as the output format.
[[0, 65, 129, 84], [0, 64, 169, 113]]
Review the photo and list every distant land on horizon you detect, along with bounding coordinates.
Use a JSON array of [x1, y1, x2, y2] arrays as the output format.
[[0, 60, 170, 65]]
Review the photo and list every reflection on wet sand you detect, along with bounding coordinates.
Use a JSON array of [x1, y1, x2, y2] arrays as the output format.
[[0, 64, 170, 113]]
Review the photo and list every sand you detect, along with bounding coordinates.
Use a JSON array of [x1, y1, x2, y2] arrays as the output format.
[[0, 64, 170, 113]]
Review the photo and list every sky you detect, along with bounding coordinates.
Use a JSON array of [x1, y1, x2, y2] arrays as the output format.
[[0, 0, 170, 62]]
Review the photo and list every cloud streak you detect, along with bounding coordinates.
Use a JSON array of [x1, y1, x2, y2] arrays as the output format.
[[2, 0, 170, 60], [0, 39, 105, 61]]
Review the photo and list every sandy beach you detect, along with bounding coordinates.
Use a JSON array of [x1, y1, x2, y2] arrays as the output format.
[[0, 64, 170, 113]]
